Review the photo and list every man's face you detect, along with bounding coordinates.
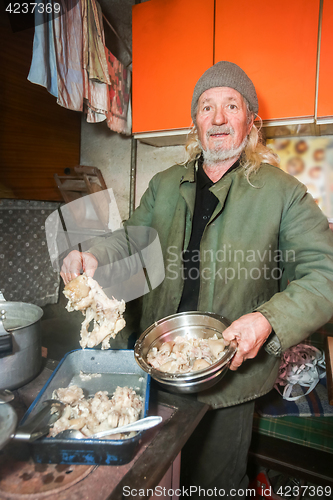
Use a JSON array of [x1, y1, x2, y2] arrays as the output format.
[[196, 87, 254, 161]]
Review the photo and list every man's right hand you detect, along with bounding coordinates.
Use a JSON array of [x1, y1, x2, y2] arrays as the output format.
[[60, 250, 98, 284]]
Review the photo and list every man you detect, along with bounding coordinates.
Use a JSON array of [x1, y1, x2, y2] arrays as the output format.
[[61, 61, 333, 495]]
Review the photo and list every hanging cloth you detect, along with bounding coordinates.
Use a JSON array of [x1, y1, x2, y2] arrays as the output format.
[[28, 0, 84, 111], [82, 0, 109, 123], [83, 0, 110, 84], [105, 48, 131, 135], [54, 0, 84, 111], [27, 7, 58, 97], [27, 0, 131, 134]]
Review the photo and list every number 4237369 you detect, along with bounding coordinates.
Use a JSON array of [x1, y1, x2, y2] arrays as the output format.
[[6, 3, 61, 14]]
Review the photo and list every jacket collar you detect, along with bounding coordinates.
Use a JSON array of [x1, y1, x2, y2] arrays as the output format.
[[180, 160, 196, 184], [180, 158, 242, 204], [179, 159, 242, 224], [180, 157, 242, 182]]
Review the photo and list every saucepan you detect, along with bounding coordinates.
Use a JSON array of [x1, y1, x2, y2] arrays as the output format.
[[0, 301, 43, 391]]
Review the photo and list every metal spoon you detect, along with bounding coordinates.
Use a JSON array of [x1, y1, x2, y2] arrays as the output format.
[[56, 415, 163, 440], [0, 389, 14, 404]]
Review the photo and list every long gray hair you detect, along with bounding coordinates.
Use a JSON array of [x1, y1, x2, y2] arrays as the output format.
[[185, 105, 279, 181]]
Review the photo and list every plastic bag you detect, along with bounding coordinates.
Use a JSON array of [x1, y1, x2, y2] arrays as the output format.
[[274, 344, 326, 401]]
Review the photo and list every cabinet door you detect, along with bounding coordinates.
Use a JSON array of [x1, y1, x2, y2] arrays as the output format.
[[317, 0, 333, 122], [132, 0, 214, 133], [214, 0, 320, 122]]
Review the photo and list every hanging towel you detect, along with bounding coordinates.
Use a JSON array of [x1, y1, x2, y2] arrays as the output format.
[[83, 71, 109, 122], [28, 0, 84, 111], [82, 0, 109, 122], [105, 48, 131, 135], [54, 0, 84, 111], [27, 7, 58, 97], [83, 0, 110, 84]]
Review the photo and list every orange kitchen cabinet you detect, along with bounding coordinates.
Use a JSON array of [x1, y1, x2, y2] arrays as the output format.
[[214, 0, 320, 122], [132, 0, 214, 133], [317, 0, 333, 121]]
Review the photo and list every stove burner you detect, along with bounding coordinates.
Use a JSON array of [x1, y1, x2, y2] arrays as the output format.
[[0, 456, 95, 498]]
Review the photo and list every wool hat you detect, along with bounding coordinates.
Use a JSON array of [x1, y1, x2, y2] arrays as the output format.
[[191, 61, 258, 124]]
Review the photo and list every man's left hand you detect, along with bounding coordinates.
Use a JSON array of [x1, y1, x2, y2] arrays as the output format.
[[222, 312, 272, 371]]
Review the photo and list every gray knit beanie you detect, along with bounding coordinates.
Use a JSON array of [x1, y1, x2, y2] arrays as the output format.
[[191, 61, 258, 124]]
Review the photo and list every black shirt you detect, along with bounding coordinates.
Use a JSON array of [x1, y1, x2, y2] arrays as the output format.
[[177, 157, 240, 313]]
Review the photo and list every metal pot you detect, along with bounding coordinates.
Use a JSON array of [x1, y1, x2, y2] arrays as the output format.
[[134, 311, 237, 393], [0, 402, 17, 450], [0, 302, 43, 390]]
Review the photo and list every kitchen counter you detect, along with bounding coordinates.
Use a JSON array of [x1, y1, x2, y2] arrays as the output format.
[[0, 358, 208, 499]]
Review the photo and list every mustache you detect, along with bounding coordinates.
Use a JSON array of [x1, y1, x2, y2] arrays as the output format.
[[206, 126, 234, 137]]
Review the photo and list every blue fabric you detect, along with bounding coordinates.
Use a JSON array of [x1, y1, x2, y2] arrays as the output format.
[[27, 7, 58, 97]]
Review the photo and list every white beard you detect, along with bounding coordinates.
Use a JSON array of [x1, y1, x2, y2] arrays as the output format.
[[199, 129, 248, 166]]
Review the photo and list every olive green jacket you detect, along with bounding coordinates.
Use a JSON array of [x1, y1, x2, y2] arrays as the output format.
[[90, 161, 333, 408]]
